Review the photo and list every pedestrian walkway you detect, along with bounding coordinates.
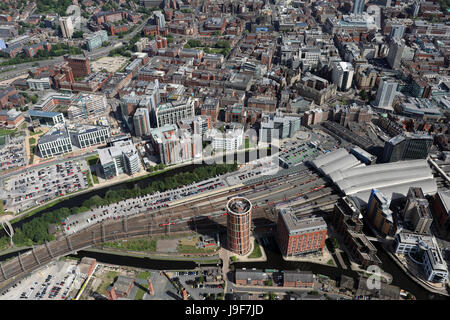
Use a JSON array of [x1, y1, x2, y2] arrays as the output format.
[[334, 250, 348, 270], [233, 236, 267, 262]]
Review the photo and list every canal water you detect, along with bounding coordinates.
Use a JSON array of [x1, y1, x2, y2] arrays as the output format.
[[8, 148, 272, 232], [2, 146, 447, 300]]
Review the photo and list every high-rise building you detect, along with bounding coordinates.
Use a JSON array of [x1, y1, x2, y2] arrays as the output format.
[[227, 197, 252, 255], [59, 16, 74, 38], [412, 1, 420, 17], [149, 124, 201, 165], [431, 191, 450, 235], [382, 132, 433, 163], [98, 139, 142, 179], [373, 78, 398, 109], [367, 189, 395, 236], [389, 24, 406, 40], [387, 39, 405, 70], [154, 11, 166, 28], [276, 208, 327, 257], [133, 108, 151, 137], [331, 61, 354, 91], [353, 0, 365, 15]]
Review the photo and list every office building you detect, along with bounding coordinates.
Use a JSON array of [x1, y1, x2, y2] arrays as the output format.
[[367, 189, 395, 237], [381, 132, 433, 163], [211, 126, 244, 151], [260, 113, 301, 142], [133, 107, 151, 137], [59, 16, 74, 38], [394, 232, 448, 283], [98, 139, 142, 179], [353, 0, 365, 15], [387, 39, 405, 70], [389, 24, 406, 40], [155, 97, 195, 127], [37, 124, 73, 158], [68, 125, 111, 149], [276, 208, 327, 257], [373, 78, 398, 109], [27, 78, 51, 91], [28, 110, 65, 126], [423, 241, 448, 283], [67, 94, 108, 120], [332, 61, 354, 91], [227, 197, 252, 255], [86, 30, 108, 51]]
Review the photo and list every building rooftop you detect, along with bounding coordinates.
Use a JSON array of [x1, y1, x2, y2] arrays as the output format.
[[227, 197, 251, 215], [279, 209, 327, 235]]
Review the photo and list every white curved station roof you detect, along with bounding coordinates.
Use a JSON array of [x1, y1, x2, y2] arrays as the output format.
[[312, 148, 361, 176], [312, 149, 438, 205]]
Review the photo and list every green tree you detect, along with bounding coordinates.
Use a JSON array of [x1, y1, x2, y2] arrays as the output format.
[[72, 31, 84, 39]]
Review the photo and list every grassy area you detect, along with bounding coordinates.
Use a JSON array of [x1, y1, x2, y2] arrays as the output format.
[[248, 239, 262, 259], [29, 137, 36, 145], [244, 138, 250, 149], [327, 259, 335, 266], [97, 271, 119, 295], [0, 200, 13, 216], [0, 129, 17, 136], [103, 238, 157, 252], [137, 271, 151, 280], [0, 135, 5, 146], [85, 171, 93, 188], [134, 283, 149, 300], [91, 171, 99, 184], [86, 155, 99, 166], [86, 155, 100, 184], [29, 145, 35, 164], [177, 244, 218, 254], [30, 130, 42, 136]]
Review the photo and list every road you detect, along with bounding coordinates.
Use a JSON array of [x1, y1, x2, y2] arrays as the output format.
[[0, 18, 150, 81], [0, 164, 338, 288]]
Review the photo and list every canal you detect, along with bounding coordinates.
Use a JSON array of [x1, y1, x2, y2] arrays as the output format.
[[7, 148, 273, 233]]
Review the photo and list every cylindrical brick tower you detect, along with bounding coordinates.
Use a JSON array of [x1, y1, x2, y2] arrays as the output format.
[[226, 197, 252, 255]]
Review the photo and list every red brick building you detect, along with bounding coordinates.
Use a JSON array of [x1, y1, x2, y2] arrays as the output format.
[[431, 191, 450, 233], [105, 275, 135, 300], [0, 86, 19, 110], [227, 197, 252, 255], [283, 271, 314, 288], [64, 56, 91, 78], [235, 269, 268, 286], [107, 23, 130, 36], [276, 209, 327, 257]]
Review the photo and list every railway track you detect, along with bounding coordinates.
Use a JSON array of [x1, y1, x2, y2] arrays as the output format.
[[0, 167, 337, 288]]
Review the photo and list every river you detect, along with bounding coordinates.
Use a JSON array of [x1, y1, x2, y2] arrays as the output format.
[[7, 148, 273, 232], [2, 147, 447, 300]]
